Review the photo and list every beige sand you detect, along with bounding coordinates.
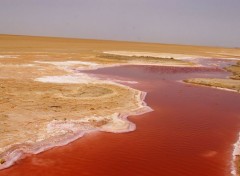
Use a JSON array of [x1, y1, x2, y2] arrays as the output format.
[[226, 61, 240, 80], [184, 78, 240, 92], [184, 60, 240, 93], [103, 51, 204, 59], [0, 34, 240, 170]]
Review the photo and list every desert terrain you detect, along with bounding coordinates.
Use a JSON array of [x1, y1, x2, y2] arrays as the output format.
[[0, 34, 240, 174]]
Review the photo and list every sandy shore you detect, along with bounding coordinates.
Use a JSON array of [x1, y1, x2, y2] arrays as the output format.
[[1, 34, 240, 173], [0, 59, 153, 169], [184, 78, 240, 93]]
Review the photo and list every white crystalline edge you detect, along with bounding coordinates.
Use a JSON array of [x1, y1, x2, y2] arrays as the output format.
[[231, 133, 240, 176], [102, 51, 202, 67], [0, 130, 93, 170], [35, 74, 98, 84], [181, 80, 239, 94], [0, 91, 152, 170], [0, 55, 19, 59], [35, 61, 99, 67], [35, 74, 139, 85], [103, 51, 240, 61], [103, 51, 203, 60], [1, 56, 238, 172], [0, 64, 35, 67], [34, 60, 102, 72], [111, 79, 138, 84], [210, 86, 239, 93], [127, 62, 201, 67], [0, 60, 153, 170]]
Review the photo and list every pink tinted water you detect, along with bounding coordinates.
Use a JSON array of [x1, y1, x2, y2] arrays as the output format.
[[1, 63, 240, 176]]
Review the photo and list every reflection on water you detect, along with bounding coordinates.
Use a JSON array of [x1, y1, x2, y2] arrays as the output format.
[[1, 62, 240, 176]]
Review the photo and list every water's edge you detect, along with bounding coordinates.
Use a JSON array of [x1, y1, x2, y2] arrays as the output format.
[[0, 88, 152, 170]]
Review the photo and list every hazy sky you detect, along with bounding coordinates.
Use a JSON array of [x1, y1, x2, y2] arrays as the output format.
[[0, 0, 240, 47]]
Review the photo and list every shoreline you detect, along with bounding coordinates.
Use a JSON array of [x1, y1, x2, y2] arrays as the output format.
[[1, 59, 239, 174], [0, 90, 152, 170], [0, 41, 239, 174], [182, 81, 239, 94], [0, 62, 153, 170], [232, 134, 240, 176], [74, 62, 240, 176], [75, 59, 240, 176]]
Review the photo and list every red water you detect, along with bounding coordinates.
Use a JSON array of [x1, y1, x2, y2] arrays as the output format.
[[1, 64, 240, 176]]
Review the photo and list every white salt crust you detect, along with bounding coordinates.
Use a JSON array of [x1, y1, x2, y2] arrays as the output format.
[[0, 60, 153, 170]]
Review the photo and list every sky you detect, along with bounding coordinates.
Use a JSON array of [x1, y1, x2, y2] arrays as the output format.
[[0, 0, 240, 47]]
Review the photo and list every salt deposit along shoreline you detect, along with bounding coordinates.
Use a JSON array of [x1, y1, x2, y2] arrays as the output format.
[[0, 55, 239, 175], [0, 63, 153, 170], [0, 91, 152, 170], [75, 57, 240, 176], [232, 134, 240, 176]]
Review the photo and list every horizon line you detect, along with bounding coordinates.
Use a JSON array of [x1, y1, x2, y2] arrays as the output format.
[[1, 33, 237, 49]]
